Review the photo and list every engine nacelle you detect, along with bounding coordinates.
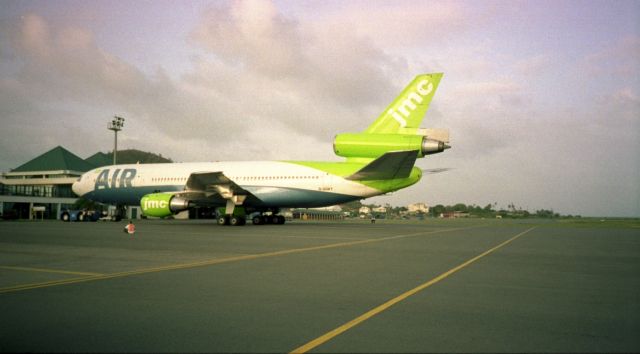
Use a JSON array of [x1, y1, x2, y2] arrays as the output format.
[[333, 133, 449, 158], [140, 193, 190, 218]]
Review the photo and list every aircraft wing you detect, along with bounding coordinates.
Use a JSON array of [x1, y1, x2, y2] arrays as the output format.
[[181, 171, 253, 205]]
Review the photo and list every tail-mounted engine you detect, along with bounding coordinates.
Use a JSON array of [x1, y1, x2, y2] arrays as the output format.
[[333, 133, 449, 159]]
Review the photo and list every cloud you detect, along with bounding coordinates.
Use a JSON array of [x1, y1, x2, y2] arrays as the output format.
[[185, 0, 412, 141], [315, 1, 473, 49], [1, 4, 409, 166], [512, 54, 550, 76], [4, 2, 496, 167], [190, 1, 304, 78], [583, 36, 640, 77]]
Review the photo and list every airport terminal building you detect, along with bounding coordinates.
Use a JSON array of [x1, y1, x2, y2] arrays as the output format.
[[0, 146, 139, 220]]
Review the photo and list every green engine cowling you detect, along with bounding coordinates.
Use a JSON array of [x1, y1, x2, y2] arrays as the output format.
[[333, 133, 448, 158], [140, 193, 190, 218]]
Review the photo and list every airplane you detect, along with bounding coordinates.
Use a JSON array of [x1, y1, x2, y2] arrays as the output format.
[[72, 73, 450, 226]]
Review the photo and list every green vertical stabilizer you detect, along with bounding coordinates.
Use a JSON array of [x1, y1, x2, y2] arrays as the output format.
[[364, 73, 443, 134]]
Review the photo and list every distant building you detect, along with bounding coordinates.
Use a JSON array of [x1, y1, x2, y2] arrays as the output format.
[[1, 146, 94, 220], [408, 202, 429, 214], [372, 206, 387, 213], [440, 211, 469, 218], [0, 146, 140, 220], [359, 206, 371, 215], [292, 208, 344, 221]]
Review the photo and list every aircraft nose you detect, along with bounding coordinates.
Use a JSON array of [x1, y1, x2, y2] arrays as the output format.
[[72, 178, 84, 196]]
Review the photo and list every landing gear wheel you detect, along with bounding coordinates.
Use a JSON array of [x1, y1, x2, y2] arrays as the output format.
[[230, 216, 245, 226], [276, 215, 285, 224], [252, 216, 264, 225], [217, 215, 230, 226]]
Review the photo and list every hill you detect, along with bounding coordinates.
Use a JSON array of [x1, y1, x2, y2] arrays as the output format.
[[100, 149, 172, 164]]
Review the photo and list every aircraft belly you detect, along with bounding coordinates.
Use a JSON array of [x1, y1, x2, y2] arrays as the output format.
[[243, 186, 359, 208]]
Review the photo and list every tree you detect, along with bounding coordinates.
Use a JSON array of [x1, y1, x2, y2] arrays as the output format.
[[453, 203, 467, 212], [535, 209, 555, 218], [431, 204, 445, 217]]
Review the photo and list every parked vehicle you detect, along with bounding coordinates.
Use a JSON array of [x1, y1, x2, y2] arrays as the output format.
[[1, 210, 19, 220], [60, 209, 101, 222]]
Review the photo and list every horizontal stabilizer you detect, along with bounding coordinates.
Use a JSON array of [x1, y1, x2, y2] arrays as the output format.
[[346, 150, 418, 181]]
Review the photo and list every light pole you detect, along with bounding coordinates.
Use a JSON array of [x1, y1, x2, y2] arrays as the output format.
[[107, 116, 125, 165]]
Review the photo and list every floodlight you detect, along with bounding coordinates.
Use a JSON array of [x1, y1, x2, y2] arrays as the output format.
[[107, 115, 125, 164]]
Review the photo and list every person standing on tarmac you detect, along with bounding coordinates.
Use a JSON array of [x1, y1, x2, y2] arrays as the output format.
[[124, 220, 135, 236]]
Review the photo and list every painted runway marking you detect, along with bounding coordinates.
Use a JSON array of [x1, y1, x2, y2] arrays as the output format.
[[0, 225, 482, 294], [277, 235, 371, 241], [0, 266, 103, 277], [290, 226, 537, 354]]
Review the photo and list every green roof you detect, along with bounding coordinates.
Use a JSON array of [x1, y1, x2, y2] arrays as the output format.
[[85, 152, 112, 168], [12, 146, 95, 173]]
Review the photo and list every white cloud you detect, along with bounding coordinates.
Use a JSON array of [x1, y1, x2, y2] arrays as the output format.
[[512, 54, 550, 76], [1, 6, 406, 165], [316, 1, 473, 49], [583, 35, 640, 77]]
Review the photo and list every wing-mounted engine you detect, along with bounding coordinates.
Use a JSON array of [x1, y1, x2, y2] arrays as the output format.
[[140, 193, 191, 218]]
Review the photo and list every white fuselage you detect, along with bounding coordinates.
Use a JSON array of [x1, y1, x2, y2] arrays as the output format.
[[72, 161, 380, 208]]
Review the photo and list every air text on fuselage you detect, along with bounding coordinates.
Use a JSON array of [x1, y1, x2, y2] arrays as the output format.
[[95, 168, 136, 190]]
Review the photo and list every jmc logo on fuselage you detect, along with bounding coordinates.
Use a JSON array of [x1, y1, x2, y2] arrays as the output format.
[[142, 199, 168, 209], [95, 168, 136, 190]]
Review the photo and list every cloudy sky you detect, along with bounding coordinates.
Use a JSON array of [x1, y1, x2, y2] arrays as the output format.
[[1, 0, 638, 216]]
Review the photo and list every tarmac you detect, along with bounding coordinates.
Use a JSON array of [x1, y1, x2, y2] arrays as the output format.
[[0, 218, 639, 353]]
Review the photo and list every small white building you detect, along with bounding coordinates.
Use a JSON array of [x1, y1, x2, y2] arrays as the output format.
[[408, 202, 429, 214], [372, 206, 387, 213], [358, 206, 371, 215]]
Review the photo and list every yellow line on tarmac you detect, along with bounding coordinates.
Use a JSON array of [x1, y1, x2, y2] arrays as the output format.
[[0, 266, 103, 277], [0, 225, 481, 295], [290, 226, 537, 354]]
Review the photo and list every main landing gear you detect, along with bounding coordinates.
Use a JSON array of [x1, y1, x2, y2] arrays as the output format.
[[217, 214, 246, 226], [216, 208, 285, 226], [251, 214, 285, 225]]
